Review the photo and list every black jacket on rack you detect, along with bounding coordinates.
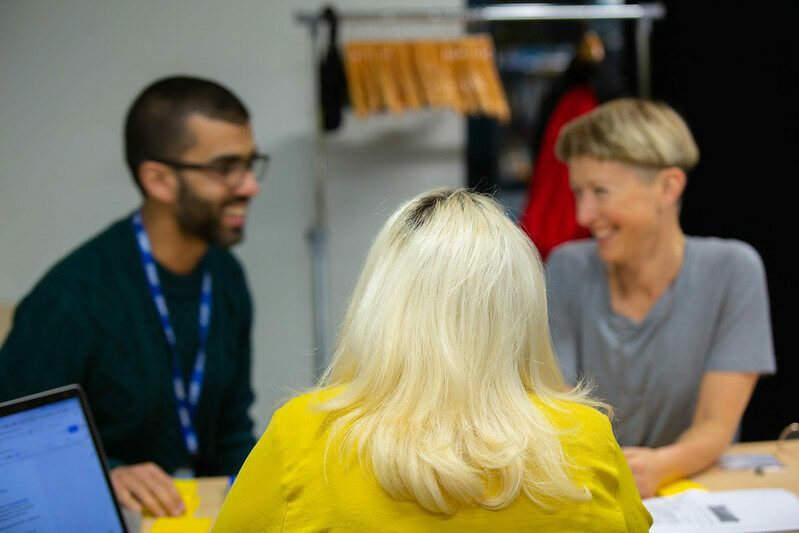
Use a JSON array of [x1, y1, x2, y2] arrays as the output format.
[[319, 6, 346, 132]]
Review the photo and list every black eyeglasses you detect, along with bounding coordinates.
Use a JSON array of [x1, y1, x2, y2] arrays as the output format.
[[150, 152, 270, 189]]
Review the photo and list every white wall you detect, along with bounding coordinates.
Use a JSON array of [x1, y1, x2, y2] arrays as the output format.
[[0, 0, 464, 435]]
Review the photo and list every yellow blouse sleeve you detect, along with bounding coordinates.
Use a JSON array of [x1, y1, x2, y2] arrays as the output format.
[[602, 416, 653, 532], [212, 407, 287, 532]]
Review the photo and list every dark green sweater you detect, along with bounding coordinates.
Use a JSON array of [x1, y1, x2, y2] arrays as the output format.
[[0, 215, 256, 475]]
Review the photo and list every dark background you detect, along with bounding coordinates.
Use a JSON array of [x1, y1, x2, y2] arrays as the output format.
[[651, 1, 798, 441]]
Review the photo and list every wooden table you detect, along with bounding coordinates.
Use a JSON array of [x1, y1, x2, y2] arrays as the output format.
[[692, 440, 799, 496], [138, 441, 799, 531]]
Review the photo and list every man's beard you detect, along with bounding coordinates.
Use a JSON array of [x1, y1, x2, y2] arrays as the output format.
[[174, 179, 245, 248]]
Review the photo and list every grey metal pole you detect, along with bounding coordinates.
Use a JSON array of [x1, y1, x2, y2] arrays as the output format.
[[635, 17, 654, 99], [307, 20, 331, 382]]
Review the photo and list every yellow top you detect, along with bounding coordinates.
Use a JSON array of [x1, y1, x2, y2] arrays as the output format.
[[213, 390, 652, 532]]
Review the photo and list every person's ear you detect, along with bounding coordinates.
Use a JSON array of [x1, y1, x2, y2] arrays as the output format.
[[655, 167, 686, 208], [138, 161, 179, 204]]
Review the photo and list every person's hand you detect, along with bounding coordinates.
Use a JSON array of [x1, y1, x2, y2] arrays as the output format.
[[621, 446, 669, 499], [110, 462, 185, 517]]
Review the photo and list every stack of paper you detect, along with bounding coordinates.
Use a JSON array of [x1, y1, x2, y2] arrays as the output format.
[[644, 488, 799, 532]]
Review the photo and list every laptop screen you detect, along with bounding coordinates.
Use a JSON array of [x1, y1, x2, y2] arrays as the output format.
[[0, 395, 125, 532]]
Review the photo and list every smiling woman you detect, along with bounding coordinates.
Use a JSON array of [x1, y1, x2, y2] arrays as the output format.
[[567, 157, 681, 274], [545, 99, 776, 497]]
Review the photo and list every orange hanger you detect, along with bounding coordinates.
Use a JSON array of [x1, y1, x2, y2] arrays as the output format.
[[392, 41, 422, 110], [472, 35, 511, 122], [342, 34, 509, 122], [343, 42, 369, 119], [376, 41, 404, 114], [437, 39, 467, 114]]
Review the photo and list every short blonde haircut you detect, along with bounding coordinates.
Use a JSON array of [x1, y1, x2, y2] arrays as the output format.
[[316, 188, 604, 514], [555, 98, 699, 172]]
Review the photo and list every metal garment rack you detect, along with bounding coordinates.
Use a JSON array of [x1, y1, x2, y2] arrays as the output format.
[[296, 3, 666, 381]]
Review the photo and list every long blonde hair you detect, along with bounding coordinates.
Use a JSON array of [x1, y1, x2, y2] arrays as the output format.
[[317, 188, 602, 514]]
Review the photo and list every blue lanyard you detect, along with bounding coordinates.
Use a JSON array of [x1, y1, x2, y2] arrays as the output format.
[[131, 212, 212, 460]]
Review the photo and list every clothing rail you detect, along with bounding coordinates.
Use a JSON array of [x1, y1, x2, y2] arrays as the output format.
[[297, 3, 666, 381], [296, 3, 665, 25]]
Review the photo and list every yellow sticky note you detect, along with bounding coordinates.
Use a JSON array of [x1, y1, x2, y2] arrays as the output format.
[[143, 479, 201, 518], [655, 478, 709, 496], [182, 493, 200, 516], [174, 479, 198, 498], [150, 517, 212, 533]]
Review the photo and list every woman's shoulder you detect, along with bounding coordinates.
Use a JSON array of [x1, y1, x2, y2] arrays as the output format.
[[268, 387, 348, 435], [549, 239, 598, 264], [532, 396, 614, 441], [687, 236, 762, 264], [546, 240, 603, 286], [273, 387, 344, 418], [685, 236, 765, 279], [532, 397, 621, 473], [257, 388, 346, 459]]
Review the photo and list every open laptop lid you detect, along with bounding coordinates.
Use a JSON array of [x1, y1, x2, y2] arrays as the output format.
[[0, 384, 128, 532]]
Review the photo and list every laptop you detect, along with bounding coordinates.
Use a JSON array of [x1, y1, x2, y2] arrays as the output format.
[[0, 384, 129, 532]]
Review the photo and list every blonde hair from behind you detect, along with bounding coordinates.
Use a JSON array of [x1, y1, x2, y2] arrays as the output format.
[[316, 188, 606, 514], [555, 98, 699, 172]]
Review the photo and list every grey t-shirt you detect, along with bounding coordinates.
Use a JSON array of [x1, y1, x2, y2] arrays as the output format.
[[546, 236, 776, 448]]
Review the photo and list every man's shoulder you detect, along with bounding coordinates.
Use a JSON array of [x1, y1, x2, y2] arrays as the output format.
[[2, 216, 138, 367], [44, 216, 134, 281], [25, 216, 136, 304]]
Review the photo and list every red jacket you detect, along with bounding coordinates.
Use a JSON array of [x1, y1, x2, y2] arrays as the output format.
[[519, 86, 597, 261]]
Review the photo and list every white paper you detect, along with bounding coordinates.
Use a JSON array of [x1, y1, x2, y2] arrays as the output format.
[[718, 453, 784, 471], [644, 488, 799, 533]]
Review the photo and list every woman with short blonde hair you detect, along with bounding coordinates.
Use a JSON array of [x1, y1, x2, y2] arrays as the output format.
[[556, 98, 699, 172], [214, 188, 650, 531], [547, 98, 775, 498]]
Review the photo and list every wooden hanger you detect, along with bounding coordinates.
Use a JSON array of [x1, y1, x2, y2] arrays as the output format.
[[465, 36, 497, 118], [361, 41, 384, 113], [393, 41, 422, 110], [437, 39, 467, 114], [343, 42, 368, 118], [342, 34, 510, 122], [376, 41, 403, 114], [471, 34, 510, 122], [452, 37, 480, 115], [414, 40, 443, 108]]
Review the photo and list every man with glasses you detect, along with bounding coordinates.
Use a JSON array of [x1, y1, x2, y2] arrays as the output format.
[[0, 76, 267, 516]]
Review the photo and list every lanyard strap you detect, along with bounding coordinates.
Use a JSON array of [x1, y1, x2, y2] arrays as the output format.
[[131, 212, 212, 459]]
